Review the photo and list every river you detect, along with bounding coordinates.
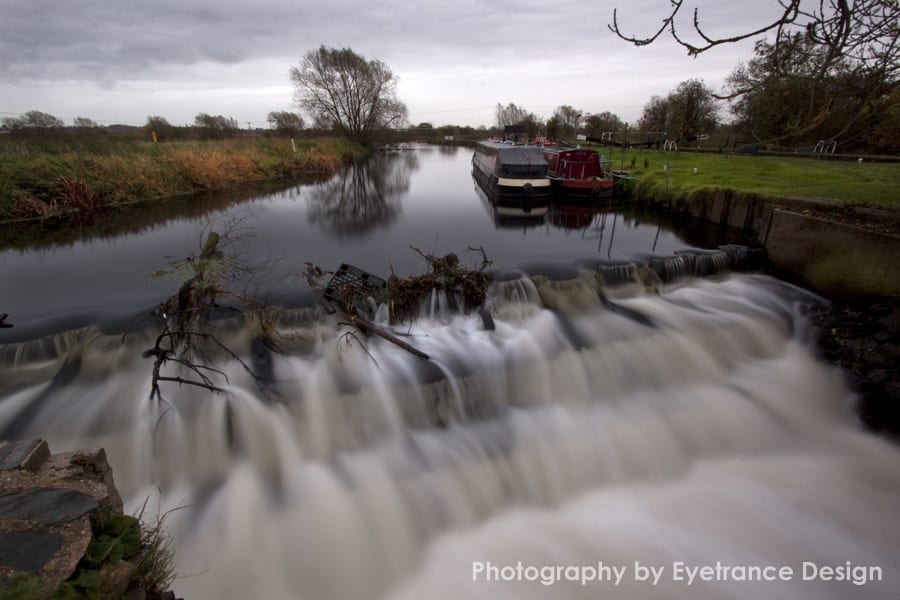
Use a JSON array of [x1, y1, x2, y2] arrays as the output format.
[[0, 144, 898, 599]]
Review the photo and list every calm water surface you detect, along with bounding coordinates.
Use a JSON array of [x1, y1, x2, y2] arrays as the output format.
[[0, 144, 707, 339]]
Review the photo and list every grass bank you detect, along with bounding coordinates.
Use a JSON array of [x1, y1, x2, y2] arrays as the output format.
[[0, 136, 367, 221], [602, 149, 900, 209]]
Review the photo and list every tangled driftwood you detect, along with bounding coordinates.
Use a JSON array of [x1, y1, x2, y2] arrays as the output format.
[[315, 247, 493, 360], [387, 247, 490, 324]]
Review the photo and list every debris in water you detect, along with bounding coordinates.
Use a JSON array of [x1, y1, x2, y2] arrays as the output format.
[[387, 246, 490, 324]]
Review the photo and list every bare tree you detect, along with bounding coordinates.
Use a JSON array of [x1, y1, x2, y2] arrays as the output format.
[[552, 105, 583, 139], [668, 79, 720, 141], [1, 110, 65, 130], [610, 0, 898, 68], [609, 0, 900, 103], [73, 117, 98, 128], [290, 46, 408, 145], [266, 111, 305, 136], [144, 115, 177, 141], [495, 102, 533, 128], [637, 79, 719, 142], [638, 96, 671, 134], [495, 102, 543, 139], [194, 113, 239, 139], [584, 111, 624, 138], [610, 1, 899, 139]]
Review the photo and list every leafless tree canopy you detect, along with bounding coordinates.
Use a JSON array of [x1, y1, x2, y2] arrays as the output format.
[[495, 102, 534, 128], [638, 79, 719, 141], [611, 1, 899, 148], [553, 105, 583, 138], [1, 110, 65, 129], [266, 110, 305, 135], [583, 111, 625, 137], [610, 0, 898, 75], [291, 46, 408, 144]]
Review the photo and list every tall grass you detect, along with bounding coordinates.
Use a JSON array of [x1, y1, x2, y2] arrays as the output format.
[[0, 136, 365, 220]]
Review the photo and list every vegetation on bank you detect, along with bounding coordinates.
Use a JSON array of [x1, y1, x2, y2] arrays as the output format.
[[0, 506, 174, 600], [601, 148, 900, 209], [0, 136, 367, 221]]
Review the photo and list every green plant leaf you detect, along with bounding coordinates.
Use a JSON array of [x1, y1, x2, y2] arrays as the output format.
[[70, 569, 103, 589]]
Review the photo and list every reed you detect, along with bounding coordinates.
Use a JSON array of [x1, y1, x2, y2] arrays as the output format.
[[0, 136, 366, 220]]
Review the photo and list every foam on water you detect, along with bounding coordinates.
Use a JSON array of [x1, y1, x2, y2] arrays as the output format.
[[0, 273, 897, 599]]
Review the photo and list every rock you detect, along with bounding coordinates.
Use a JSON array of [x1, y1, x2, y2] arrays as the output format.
[[815, 301, 900, 438], [0, 439, 50, 471], [0, 514, 92, 597], [0, 442, 125, 596], [96, 559, 137, 599], [124, 586, 147, 600], [0, 488, 97, 525], [0, 531, 62, 572]]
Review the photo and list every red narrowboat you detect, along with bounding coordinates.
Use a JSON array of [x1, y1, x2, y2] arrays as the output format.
[[541, 145, 614, 199]]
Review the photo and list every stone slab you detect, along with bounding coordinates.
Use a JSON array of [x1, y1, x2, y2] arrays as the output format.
[[0, 440, 49, 471], [0, 531, 62, 572], [0, 487, 98, 525]]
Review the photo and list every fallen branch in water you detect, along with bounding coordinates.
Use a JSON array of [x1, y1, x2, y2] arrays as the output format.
[[387, 247, 490, 324], [144, 329, 262, 400], [310, 248, 493, 360], [345, 313, 429, 360], [141, 229, 271, 401]]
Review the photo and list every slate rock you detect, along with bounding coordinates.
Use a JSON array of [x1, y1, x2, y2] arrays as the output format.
[[0, 488, 98, 525], [0, 531, 62, 572]]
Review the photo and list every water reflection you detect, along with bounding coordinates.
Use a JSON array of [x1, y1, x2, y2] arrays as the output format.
[[547, 203, 610, 231], [0, 178, 326, 251], [472, 175, 547, 232], [306, 152, 419, 236]]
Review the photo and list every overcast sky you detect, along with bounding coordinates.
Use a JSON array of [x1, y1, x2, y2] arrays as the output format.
[[0, 0, 777, 129]]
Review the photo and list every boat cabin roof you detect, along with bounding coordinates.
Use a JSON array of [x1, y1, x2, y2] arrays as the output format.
[[541, 145, 599, 158], [477, 141, 547, 166]]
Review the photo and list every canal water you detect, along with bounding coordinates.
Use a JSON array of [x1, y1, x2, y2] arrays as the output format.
[[0, 145, 727, 341], [1, 145, 898, 599]]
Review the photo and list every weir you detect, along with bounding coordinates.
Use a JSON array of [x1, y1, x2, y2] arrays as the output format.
[[1, 256, 899, 599]]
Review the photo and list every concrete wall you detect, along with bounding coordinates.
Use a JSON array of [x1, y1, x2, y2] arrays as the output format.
[[633, 188, 900, 300], [763, 209, 900, 300]]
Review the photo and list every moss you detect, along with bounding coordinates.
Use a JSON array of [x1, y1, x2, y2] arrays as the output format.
[[804, 248, 900, 299], [0, 574, 43, 600]]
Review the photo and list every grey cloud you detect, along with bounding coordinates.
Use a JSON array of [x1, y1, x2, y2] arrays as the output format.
[[0, 0, 766, 126]]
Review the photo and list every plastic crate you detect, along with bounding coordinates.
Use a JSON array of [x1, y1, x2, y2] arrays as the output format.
[[324, 264, 387, 310]]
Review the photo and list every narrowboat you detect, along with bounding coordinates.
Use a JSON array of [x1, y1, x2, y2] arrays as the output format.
[[541, 145, 614, 199], [472, 140, 552, 209]]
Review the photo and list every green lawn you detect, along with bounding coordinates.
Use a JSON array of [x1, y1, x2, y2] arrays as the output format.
[[600, 148, 900, 209]]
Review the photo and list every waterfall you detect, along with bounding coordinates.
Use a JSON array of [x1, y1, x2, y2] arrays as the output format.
[[1, 272, 898, 600]]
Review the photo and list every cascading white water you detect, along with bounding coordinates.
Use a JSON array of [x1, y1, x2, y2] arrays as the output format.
[[1, 272, 898, 599]]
